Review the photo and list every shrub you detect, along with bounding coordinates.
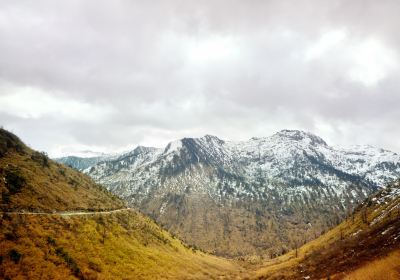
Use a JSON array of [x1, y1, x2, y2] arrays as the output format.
[[2, 191, 10, 204], [5, 231, 18, 241], [59, 168, 66, 176], [31, 151, 49, 167], [5, 168, 26, 194], [47, 236, 56, 246], [88, 260, 102, 272], [68, 178, 78, 187], [0, 128, 24, 157], [55, 247, 81, 276], [9, 249, 22, 264]]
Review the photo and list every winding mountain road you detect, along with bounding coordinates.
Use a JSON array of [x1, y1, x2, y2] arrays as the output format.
[[0, 208, 133, 216]]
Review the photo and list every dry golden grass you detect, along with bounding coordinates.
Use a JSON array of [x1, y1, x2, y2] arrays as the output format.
[[0, 129, 246, 279], [0, 129, 125, 212], [0, 210, 244, 279], [342, 250, 400, 280]]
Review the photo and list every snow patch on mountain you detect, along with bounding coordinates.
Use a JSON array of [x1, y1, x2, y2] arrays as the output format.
[[82, 130, 400, 209]]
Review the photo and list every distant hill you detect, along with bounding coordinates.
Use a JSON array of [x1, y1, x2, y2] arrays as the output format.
[[67, 130, 400, 256], [55, 152, 122, 172], [55, 155, 108, 171], [0, 129, 241, 280]]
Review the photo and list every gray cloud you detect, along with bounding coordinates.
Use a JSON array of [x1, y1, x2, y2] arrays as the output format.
[[0, 0, 399, 156]]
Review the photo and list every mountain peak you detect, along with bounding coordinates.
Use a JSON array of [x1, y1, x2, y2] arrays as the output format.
[[163, 139, 183, 154], [273, 129, 328, 146], [133, 145, 156, 153], [163, 135, 225, 154], [200, 134, 225, 145]]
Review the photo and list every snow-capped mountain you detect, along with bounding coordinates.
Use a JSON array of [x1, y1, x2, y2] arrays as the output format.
[[67, 130, 400, 256], [86, 130, 399, 200]]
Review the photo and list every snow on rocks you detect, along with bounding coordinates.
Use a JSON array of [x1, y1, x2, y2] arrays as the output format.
[[82, 130, 400, 208]]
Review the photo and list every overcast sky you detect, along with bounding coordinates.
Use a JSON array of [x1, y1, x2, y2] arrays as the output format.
[[1, 0, 399, 157]]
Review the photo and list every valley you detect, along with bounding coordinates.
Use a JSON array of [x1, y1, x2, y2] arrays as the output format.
[[60, 130, 400, 257], [1, 128, 399, 279], [2, 1, 400, 279], [0, 129, 243, 279]]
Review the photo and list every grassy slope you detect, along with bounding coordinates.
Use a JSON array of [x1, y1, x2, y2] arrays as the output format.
[[0, 129, 241, 279], [254, 179, 400, 279], [0, 211, 240, 280], [342, 249, 400, 280], [0, 128, 125, 212]]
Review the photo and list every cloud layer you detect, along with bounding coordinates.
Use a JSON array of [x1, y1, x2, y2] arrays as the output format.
[[0, 0, 399, 156]]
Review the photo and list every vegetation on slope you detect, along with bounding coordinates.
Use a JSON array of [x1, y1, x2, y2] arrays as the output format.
[[84, 131, 388, 258], [0, 129, 242, 279], [254, 179, 400, 279], [0, 210, 240, 280], [2, 128, 398, 279], [0, 128, 125, 212], [143, 192, 337, 258], [342, 250, 400, 280]]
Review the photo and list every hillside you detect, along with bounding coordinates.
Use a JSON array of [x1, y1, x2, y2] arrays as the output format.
[[62, 130, 400, 256], [0, 210, 242, 279], [0, 128, 125, 212], [0, 129, 241, 279], [254, 179, 400, 279]]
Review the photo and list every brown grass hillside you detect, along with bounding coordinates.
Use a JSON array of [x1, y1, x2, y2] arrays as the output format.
[[342, 249, 400, 280], [0, 128, 125, 212], [0, 210, 241, 280], [254, 179, 400, 279]]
